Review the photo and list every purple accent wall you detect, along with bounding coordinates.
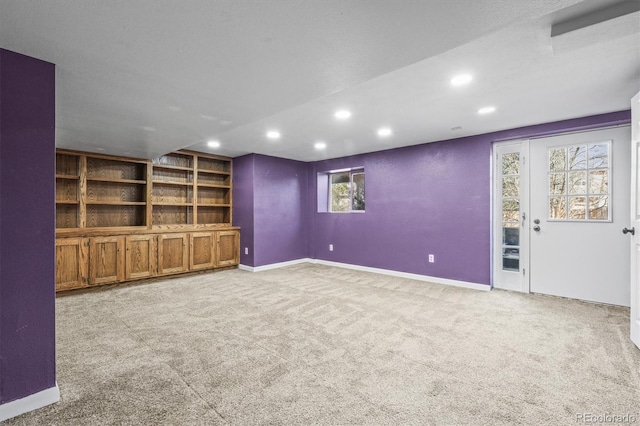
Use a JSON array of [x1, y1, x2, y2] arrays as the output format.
[[0, 50, 56, 404], [253, 154, 310, 266], [309, 110, 631, 285], [233, 111, 630, 282], [232, 154, 255, 266], [233, 154, 311, 267], [311, 143, 489, 283]]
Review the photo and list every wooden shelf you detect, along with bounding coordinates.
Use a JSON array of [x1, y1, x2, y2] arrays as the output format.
[[152, 164, 193, 172], [197, 169, 230, 176], [197, 183, 230, 189], [152, 202, 193, 206], [57, 149, 232, 230], [56, 174, 79, 180], [152, 180, 192, 186], [87, 177, 146, 185], [86, 201, 147, 206]]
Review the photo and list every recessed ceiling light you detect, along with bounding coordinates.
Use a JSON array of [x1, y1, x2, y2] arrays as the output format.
[[334, 110, 352, 120], [314, 142, 327, 150], [377, 127, 393, 137], [207, 140, 221, 148], [478, 106, 496, 115], [266, 130, 281, 140], [451, 74, 473, 86], [199, 114, 215, 121]]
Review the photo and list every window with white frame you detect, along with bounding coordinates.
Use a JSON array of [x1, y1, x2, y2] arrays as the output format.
[[548, 141, 611, 221], [329, 169, 365, 212]]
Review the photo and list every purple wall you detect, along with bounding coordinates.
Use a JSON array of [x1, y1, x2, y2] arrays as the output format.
[[0, 50, 56, 404], [253, 154, 310, 266], [232, 154, 255, 266], [233, 154, 311, 267], [311, 140, 489, 283], [233, 111, 630, 283], [310, 111, 631, 285]]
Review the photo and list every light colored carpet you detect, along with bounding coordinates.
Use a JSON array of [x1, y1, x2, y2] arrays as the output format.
[[6, 263, 640, 425]]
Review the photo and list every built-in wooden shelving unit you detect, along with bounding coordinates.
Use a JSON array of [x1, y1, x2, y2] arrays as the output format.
[[55, 153, 81, 229], [54, 149, 239, 292]]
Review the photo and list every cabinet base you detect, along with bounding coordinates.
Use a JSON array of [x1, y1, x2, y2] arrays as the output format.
[[56, 265, 238, 296]]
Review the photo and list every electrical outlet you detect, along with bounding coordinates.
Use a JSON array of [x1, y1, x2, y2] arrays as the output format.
[[244, 247, 249, 255], [428, 254, 434, 263], [329, 244, 334, 251]]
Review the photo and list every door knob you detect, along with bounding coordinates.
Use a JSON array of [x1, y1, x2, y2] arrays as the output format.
[[623, 227, 635, 235], [533, 225, 541, 232]]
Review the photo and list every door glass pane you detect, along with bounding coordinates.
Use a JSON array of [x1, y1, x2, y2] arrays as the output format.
[[502, 199, 519, 222], [589, 170, 608, 194], [549, 148, 566, 171], [547, 141, 611, 221], [502, 153, 519, 175], [502, 177, 519, 197], [549, 173, 566, 195], [503, 226, 519, 246], [588, 144, 608, 168], [499, 148, 521, 275], [589, 195, 609, 220], [549, 197, 566, 219], [568, 145, 587, 170], [502, 248, 519, 272], [568, 196, 586, 219], [568, 171, 587, 195]]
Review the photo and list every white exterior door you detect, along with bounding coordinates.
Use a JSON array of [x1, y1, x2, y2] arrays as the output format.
[[629, 91, 640, 349], [529, 126, 631, 306]]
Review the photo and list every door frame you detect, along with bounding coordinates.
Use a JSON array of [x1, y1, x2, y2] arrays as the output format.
[[492, 139, 530, 293], [630, 90, 640, 349]]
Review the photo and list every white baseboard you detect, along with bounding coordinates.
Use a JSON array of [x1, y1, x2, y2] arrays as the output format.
[[240, 258, 489, 291], [239, 258, 313, 273], [311, 259, 490, 291], [0, 384, 60, 422]]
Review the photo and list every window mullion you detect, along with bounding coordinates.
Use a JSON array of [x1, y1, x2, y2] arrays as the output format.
[[349, 172, 354, 212]]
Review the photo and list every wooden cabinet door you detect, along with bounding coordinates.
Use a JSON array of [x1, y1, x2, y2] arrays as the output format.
[[55, 238, 89, 291], [125, 235, 157, 280], [216, 230, 240, 267], [158, 233, 189, 274], [190, 232, 215, 270], [89, 236, 125, 285]]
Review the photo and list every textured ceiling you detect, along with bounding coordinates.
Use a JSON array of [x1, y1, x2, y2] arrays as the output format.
[[0, 0, 638, 161]]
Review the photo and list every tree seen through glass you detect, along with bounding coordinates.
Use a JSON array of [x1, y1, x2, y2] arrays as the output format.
[[330, 170, 365, 212], [547, 143, 610, 220]]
